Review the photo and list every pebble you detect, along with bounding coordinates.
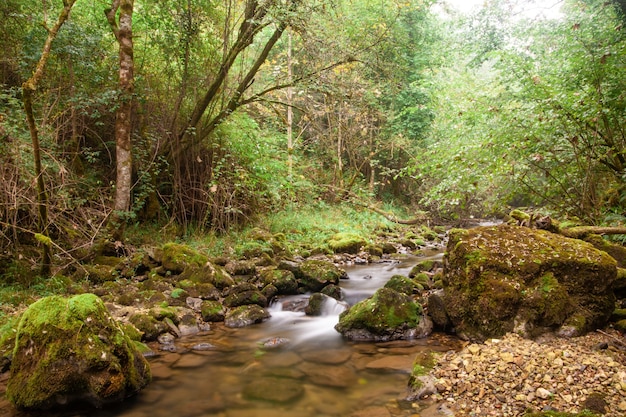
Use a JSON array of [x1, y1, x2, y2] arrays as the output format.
[[427, 331, 626, 416]]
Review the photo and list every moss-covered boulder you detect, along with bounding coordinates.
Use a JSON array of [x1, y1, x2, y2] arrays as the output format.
[[296, 260, 348, 292], [158, 243, 208, 274], [384, 275, 421, 295], [224, 305, 270, 328], [260, 268, 298, 295], [7, 294, 151, 410], [334, 288, 432, 341], [327, 233, 367, 254], [443, 225, 617, 342]]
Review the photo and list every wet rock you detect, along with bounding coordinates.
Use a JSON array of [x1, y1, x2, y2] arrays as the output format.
[[335, 288, 432, 341], [300, 348, 352, 365], [320, 284, 343, 300], [296, 259, 348, 292], [259, 337, 290, 349], [365, 355, 415, 373], [443, 225, 617, 341], [224, 305, 270, 328], [298, 362, 357, 388], [7, 294, 151, 410], [305, 293, 348, 316], [178, 313, 200, 336], [242, 377, 304, 403], [349, 406, 391, 417]]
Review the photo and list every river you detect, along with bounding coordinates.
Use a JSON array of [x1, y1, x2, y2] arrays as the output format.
[[2, 253, 462, 417]]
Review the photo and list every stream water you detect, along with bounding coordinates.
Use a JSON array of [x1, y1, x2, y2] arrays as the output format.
[[2, 252, 463, 417]]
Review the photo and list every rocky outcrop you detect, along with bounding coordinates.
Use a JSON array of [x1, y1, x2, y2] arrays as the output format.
[[335, 287, 432, 341], [6, 294, 151, 410], [442, 225, 617, 341]]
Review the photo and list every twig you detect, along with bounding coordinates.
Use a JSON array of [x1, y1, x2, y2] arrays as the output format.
[[597, 329, 626, 348]]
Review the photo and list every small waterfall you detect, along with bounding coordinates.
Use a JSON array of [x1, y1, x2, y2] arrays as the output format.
[[320, 296, 349, 316]]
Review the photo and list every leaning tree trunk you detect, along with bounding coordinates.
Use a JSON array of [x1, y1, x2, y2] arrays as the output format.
[[106, 0, 135, 241], [22, 0, 77, 276]]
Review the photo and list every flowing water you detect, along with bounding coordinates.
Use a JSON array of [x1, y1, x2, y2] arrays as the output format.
[[1, 252, 462, 417]]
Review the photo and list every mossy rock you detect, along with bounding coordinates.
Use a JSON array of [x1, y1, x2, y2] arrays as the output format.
[[296, 260, 348, 292], [409, 260, 436, 276], [186, 263, 234, 289], [364, 244, 383, 257], [384, 275, 420, 295], [584, 234, 626, 268], [443, 225, 617, 342], [327, 233, 366, 254], [259, 268, 298, 295], [201, 300, 225, 322], [335, 288, 432, 341], [129, 312, 169, 341], [420, 226, 440, 241], [159, 243, 208, 274], [413, 273, 431, 289], [82, 264, 118, 284], [381, 242, 397, 254], [223, 290, 268, 308], [224, 305, 270, 328], [7, 294, 151, 410], [320, 284, 343, 300], [225, 260, 257, 276]]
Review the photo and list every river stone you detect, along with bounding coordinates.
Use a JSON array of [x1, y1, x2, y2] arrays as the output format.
[[335, 287, 432, 341], [224, 305, 270, 328], [443, 225, 617, 342], [300, 348, 352, 364], [298, 362, 358, 388], [296, 259, 348, 292], [6, 294, 151, 410], [242, 377, 304, 403], [365, 355, 415, 373]]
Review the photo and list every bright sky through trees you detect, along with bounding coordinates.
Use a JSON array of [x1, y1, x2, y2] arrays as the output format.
[[433, 0, 564, 19]]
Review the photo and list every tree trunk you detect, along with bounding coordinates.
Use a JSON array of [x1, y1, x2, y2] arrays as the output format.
[[21, 0, 77, 276], [106, 0, 135, 241], [286, 30, 294, 179]]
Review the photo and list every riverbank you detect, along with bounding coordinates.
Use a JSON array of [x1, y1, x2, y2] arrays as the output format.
[[426, 330, 626, 416]]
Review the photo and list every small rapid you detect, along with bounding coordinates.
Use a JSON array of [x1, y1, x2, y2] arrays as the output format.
[[6, 251, 462, 417]]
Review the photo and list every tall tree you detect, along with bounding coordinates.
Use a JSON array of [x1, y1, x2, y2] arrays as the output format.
[[106, 0, 135, 241], [22, 0, 78, 275]]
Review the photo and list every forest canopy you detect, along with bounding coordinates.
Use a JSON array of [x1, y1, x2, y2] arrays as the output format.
[[0, 0, 625, 274]]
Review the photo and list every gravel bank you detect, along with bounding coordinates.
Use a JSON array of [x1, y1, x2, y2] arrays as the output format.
[[428, 331, 626, 416]]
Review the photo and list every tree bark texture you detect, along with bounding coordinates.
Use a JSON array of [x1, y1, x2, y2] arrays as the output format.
[[106, 0, 135, 240], [22, 0, 77, 275]]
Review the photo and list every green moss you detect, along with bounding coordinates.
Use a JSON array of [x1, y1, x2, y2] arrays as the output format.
[[170, 288, 186, 299], [7, 294, 151, 409], [336, 288, 422, 334], [385, 275, 420, 295], [160, 243, 208, 273], [327, 232, 367, 254]]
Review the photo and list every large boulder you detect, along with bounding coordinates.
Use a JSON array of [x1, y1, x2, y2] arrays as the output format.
[[296, 260, 348, 292], [7, 294, 151, 410], [443, 225, 617, 341], [334, 288, 432, 341]]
